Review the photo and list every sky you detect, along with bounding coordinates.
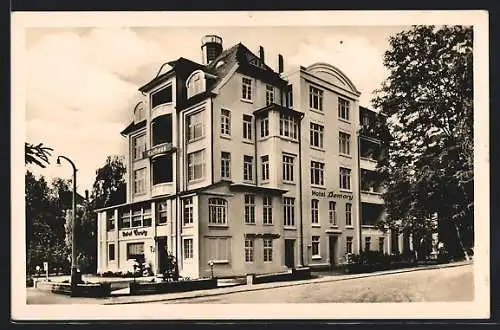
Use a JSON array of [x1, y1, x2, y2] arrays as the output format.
[[24, 25, 409, 194]]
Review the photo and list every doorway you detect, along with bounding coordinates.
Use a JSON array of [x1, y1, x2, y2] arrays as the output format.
[[156, 237, 168, 274], [284, 239, 295, 268], [329, 236, 337, 266]]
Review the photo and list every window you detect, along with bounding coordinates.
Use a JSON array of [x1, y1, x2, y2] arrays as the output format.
[[280, 113, 298, 140], [221, 152, 231, 179], [311, 199, 319, 225], [221, 109, 231, 136], [243, 155, 253, 181], [157, 201, 167, 225], [108, 243, 115, 261], [242, 77, 253, 101], [365, 237, 371, 251], [106, 210, 115, 231], [188, 150, 205, 181], [338, 97, 350, 120], [152, 154, 173, 184], [339, 132, 351, 155], [346, 237, 353, 254], [346, 203, 352, 226], [119, 209, 131, 229], [245, 239, 254, 262], [263, 196, 273, 225], [282, 154, 295, 182], [151, 114, 172, 146], [243, 115, 253, 140], [151, 85, 172, 108], [310, 123, 324, 148], [183, 197, 193, 225], [263, 238, 273, 262], [133, 133, 146, 160], [379, 237, 385, 253], [260, 115, 269, 137], [261, 155, 269, 181], [286, 85, 293, 108], [122, 204, 151, 228], [309, 86, 323, 111], [127, 242, 144, 261], [209, 198, 227, 225], [312, 236, 320, 257], [207, 237, 230, 262], [329, 201, 337, 225], [133, 168, 146, 195], [283, 197, 295, 226], [183, 238, 194, 259], [339, 167, 352, 190], [310, 161, 325, 186], [187, 111, 204, 141], [266, 85, 275, 105], [187, 71, 205, 98], [244, 195, 255, 224]]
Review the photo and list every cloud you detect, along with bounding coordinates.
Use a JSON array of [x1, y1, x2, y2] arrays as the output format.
[[25, 27, 162, 191], [288, 34, 389, 107]]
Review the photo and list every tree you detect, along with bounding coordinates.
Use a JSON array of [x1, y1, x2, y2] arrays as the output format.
[[91, 155, 127, 209], [25, 142, 53, 168], [372, 25, 473, 260]]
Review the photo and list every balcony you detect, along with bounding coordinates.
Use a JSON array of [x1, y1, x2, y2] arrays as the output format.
[[360, 157, 378, 171], [151, 103, 174, 120], [361, 190, 384, 204], [152, 182, 175, 197]]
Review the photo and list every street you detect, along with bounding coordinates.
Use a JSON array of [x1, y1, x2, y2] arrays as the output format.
[[26, 264, 473, 304], [166, 264, 473, 304]]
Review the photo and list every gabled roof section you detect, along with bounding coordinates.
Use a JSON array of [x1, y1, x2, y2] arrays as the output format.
[[120, 119, 146, 136], [139, 57, 205, 93], [305, 62, 361, 96]]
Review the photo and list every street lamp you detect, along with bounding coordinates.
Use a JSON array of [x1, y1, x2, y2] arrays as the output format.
[[56, 155, 82, 291]]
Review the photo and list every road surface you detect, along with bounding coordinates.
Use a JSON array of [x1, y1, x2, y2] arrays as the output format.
[[26, 264, 473, 304], [166, 264, 473, 304]]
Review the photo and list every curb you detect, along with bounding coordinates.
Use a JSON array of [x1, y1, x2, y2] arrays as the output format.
[[103, 260, 472, 305]]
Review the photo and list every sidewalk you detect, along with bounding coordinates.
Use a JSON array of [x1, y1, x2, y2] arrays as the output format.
[[103, 260, 472, 305]]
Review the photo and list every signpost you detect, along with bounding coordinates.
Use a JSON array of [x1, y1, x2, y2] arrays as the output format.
[[43, 261, 49, 280]]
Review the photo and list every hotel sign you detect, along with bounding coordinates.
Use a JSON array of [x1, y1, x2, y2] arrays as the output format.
[[312, 190, 353, 200], [143, 142, 175, 158], [121, 229, 149, 238]]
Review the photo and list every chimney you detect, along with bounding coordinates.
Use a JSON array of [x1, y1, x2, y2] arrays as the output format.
[[259, 46, 265, 63], [278, 54, 284, 74], [201, 35, 223, 65]]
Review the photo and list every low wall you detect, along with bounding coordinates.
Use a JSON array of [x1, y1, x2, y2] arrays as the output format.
[[251, 267, 311, 285], [129, 278, 217, 295], [35, 281, 111, 297]]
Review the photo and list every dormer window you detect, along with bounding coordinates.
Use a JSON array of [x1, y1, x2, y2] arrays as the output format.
[[151, 85, 173, 108], [186, 70, 206, 99], [134, 102, 145, 123]]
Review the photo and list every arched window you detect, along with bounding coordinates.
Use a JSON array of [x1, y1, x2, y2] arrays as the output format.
[[208, 198, 227, 225], [186, 70, 206, 98]]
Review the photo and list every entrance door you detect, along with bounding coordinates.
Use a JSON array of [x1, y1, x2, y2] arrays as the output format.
[[284, 239, 295, 268], [156, 237, 167, 274], [329, 236, 337, 266]]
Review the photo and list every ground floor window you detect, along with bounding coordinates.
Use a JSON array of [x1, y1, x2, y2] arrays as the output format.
[[183, 238, 194, 260], [365, 237, 371, 251], [263, 238, 273, 262], [245, 239, 254, 262], [127, 242, 144, 261], [108, 243, 115, 261], [346, 236, 353, 254], [312, 236, 320, 257]]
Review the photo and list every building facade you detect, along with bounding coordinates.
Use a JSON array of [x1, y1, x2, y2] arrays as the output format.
[[96, 35, 401, 279]]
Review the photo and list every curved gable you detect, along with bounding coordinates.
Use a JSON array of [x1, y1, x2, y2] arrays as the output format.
[[305, 63, 360, 95], [186, 69, 207, 99]]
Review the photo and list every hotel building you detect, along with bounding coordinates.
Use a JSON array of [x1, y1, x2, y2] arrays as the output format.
[[96, 35, 401, 279]]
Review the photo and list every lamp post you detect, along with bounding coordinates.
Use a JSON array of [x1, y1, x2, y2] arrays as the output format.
[[56, 155, 81, 291]]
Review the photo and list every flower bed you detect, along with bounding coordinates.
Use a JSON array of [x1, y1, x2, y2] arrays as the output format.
[[35, 281, 111, 297], [129, 278, 217, 295]]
